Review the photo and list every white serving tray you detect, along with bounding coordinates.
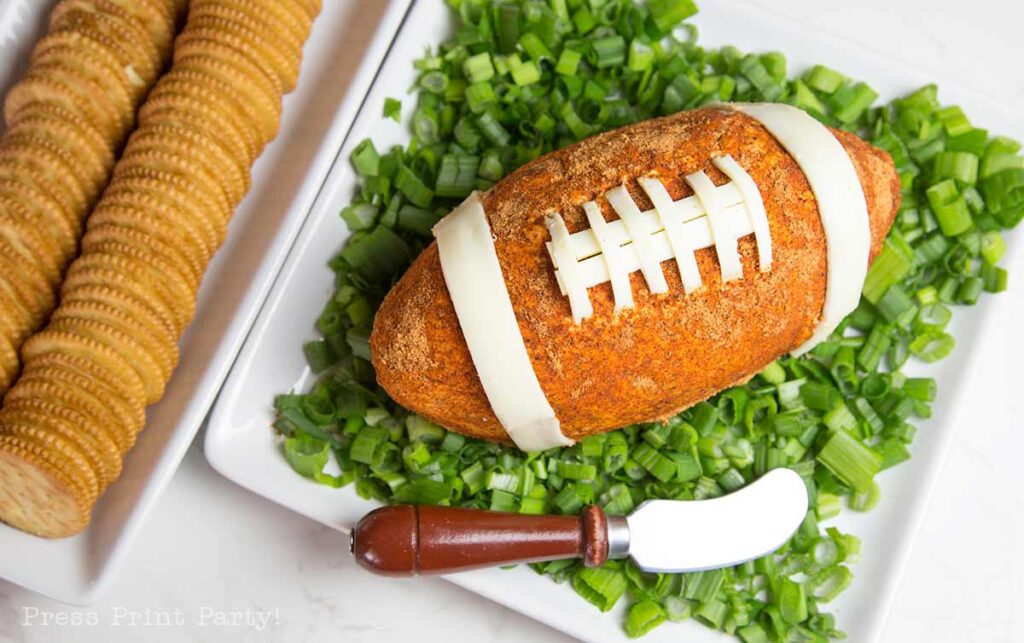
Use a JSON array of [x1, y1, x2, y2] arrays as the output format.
[[205, 1, 1024, 641], [0, 0, 411, 605]]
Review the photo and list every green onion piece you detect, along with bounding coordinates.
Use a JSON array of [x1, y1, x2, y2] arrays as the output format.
[[695, 598, 728, 629], [809, 566, 853, 603], [475, 112, 511, 146], [863, 237, 915, 303], [383, 97, 401, 122], [573, 566, 628, 612], [647, 0, 697, 33], [518, 32, 551, 62], [463, 52, 495, 83], [394, 478, 451, 504], [936, 105, 972, 137], [909, 330, 955, 362], [556, 48, 582, 76], [339, 225, 411, 282], [831, 82, 878, 124], [849, 481, 881, 512], [435, 153, 480, 198], [591, 36, 626, 69], [804, 64, 845, 93], [777, 578, 809, 624], [350, 139, 380, 177], [933, 151, 979, 185], [816, 429, 881, 493], [340, 203, 377, 231], [926, 179, 974, 236], [395, 165, 434, 207], [624, 600, 667, 638], [303, 340, 335, 373]]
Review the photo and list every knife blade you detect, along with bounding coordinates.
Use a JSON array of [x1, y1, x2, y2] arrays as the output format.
[[351, 468, 808, 576]]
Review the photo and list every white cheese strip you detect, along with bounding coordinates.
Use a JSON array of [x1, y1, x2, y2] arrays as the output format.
[[583, 201, 634, 310], [545, 212, 593, 323], [639, 176, 703, 293], [713, 155, 773, 271], [730, 103, 870, 355], [554, 205, 757, 294], [686, 170, 743, 282], [606, 186, 669, 295], [560, 182, 745, 260], [434, 193, 573, 451]]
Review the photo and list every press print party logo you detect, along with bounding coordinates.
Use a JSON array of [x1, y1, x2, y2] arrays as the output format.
[[21, 606, 282, 631]]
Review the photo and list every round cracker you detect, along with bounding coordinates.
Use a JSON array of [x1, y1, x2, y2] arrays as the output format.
[[137, 93, 253, 170], [22, 59, 129, 139], [172, 39, 283, 105], [63, 252, 194, 334], [0, 235, 55, 323], [4, 372, 135, 456], [186, 3, 306, 59], [56, 268, 184, 346], [0, 134, 94, 218], [0, 430, 99, 505], [0, 406, 116, 491], [0, 176, 76, 258], [0, 202, 66, 285], [86, 197, 216, 266], [57, 282, 176, 347], [83, 222, 205, 290], [124, 123, 248, 207], [67, 0, 175, 54], [49, 303, 178, 396], [113, 148, 232, 226], [3, 64, 125, 144], [44, 317, 166, 403], [21, 328, 147, 408], [286, 0, 322, 21], [7, 101, 112, 162], [48, 6, 160, 84], [143, 76, 262, 163], [5, 114, 113, 191], [164, 55, 281, 143], [176, 21, 301, 91], [1, 397, 122, 489], [20, 351, 145, 438], [29, 42, 135, 124], [0, 329, 18, 393], [0, 442, 90, 538], [110, 160, 231, 240], [30, 30, 148, 103], [195, 0, 312, 38], [73, 239, 197, 317], [60, 262, 185, 340], [0, 286, 36, 347]]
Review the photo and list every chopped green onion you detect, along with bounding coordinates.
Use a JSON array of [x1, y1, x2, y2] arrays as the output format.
[[816, 430, 881, 493], [383, 97, 401, 122], [572, 566, 628, 612]]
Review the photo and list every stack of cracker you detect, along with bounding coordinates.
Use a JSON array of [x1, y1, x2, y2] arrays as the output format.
[[0, 0, 187, 394], [0, 0, 321, 538]]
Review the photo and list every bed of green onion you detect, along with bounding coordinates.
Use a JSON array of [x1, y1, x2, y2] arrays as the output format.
[[274, 0, 1023, 640]]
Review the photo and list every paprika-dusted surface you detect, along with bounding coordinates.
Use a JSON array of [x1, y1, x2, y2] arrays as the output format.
[[370, 106, 900, 444]]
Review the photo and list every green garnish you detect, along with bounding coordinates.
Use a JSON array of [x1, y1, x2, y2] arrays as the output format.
[[273, 1, 1023, 640], [383, 96, 402, 122]]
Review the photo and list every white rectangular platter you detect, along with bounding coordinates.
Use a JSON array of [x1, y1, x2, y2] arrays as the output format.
[[205, 0, 1024, 641], [0, 0, 411, 605]]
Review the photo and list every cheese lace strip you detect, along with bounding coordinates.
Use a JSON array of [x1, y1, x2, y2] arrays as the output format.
[[728, 103, 870, 356], [434, 193, 573, 452], [547, 155, 772, 321]]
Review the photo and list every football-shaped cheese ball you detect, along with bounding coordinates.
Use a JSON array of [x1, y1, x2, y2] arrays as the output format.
[[371, 104, 900, 451]]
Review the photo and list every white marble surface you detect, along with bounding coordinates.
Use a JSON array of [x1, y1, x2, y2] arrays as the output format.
[[2, 0, 1023, 642]]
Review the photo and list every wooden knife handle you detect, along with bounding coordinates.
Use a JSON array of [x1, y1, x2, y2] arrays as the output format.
[[351, 504, 610, 576]]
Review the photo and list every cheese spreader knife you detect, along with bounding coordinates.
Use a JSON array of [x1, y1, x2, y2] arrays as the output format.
[[351, 468, 807, 576]]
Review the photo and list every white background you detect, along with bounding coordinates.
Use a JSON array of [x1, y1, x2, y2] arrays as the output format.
[[2, 0, 1022, 642]]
